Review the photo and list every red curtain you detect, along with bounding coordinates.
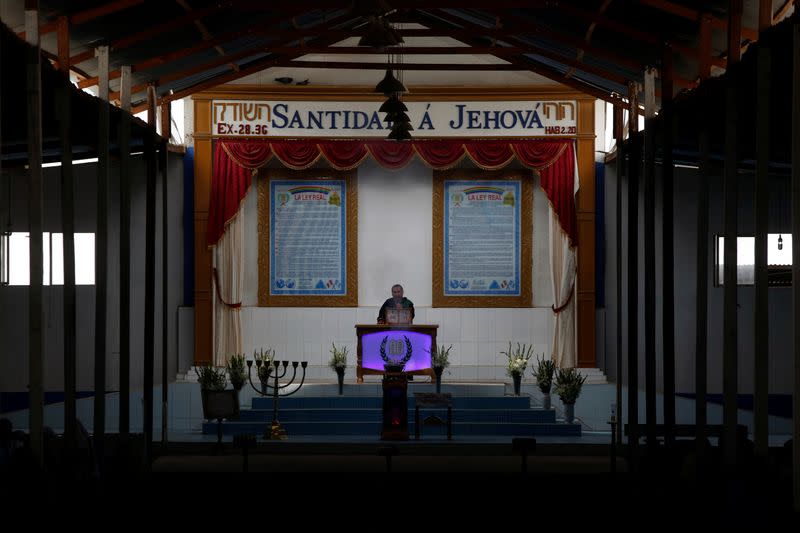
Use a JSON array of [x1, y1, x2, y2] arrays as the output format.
[[207, 141, 258, 246], [535, 142, 578, 247], [207, 138, 578, 246]]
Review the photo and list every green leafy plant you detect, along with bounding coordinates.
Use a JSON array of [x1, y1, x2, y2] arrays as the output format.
[[429, 344, 453, 369], [195, 364, 227, 391], [500, 342, 534, 377], [533, 355, 556, 394], [553, 367, 587, 404], [328, 343, 348, 371], [226, 353, 247, 391], [255, 347, 275, 384]]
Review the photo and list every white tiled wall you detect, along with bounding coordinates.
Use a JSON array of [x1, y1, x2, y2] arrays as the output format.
[[241, 306, 552, 381]]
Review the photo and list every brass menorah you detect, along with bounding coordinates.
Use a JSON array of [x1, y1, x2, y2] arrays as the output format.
[[246, 359, 308, 440]]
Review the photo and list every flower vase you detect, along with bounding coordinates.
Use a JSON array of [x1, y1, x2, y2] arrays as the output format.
[[336, 367, 345, 395], [433, 366, 444, 393], [512, 372, 522, 396], [564, 402, 575, 423], [542, 392, 551, 410]]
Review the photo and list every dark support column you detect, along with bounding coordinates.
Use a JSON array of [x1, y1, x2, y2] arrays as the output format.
[[791, 10, 800, 514], [661, 45, 675, 448], [94, 44, 109, 470], [161, 141, 169, 446], [626, 81, 640, 467], [643, 68, 657, 449], [627, 137, 641, 466], [119, 65, 132, 439], [722, 87, 739, 468], [723, 0, 743, 470], [614, 104, 624, 445], [753, 31, 771, 460], [696, 87, 710, 463], [25, 1, 44, 466], [144, 127, 156, 465], [56, 14, 76, 453]]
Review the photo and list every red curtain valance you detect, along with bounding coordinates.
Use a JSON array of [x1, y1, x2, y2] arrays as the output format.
[[208, 138, 578, 247]]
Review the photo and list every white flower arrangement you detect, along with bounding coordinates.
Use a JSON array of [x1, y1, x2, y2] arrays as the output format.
[[501, 342, 534, 377]]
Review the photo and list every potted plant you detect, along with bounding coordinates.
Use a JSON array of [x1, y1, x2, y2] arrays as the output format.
[[553, 367, 587, 423], [429, 344, 452, 394], [533, 355, 556, 409], [328, 343, 348, 395], [195, 364, 227, 391], [255, 348, 275, 395], [226, 353, 247, 392], [195, 364, 233, 422], [501, 342, 533, 396]]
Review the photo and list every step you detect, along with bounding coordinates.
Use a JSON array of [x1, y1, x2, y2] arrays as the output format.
[[237, 407, 557, 424], [250, 396, 532, 410], [202, 420, 581, 437]]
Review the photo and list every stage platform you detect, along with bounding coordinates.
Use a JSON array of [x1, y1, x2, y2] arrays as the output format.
[[201, 382, 582, 438]]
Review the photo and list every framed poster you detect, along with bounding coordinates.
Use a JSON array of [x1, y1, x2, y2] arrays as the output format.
[[258, 169, 358, 306], [433, 170, 532, 307]]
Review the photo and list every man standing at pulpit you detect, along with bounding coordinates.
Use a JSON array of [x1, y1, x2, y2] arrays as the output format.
[[377, 284, 415, 324]]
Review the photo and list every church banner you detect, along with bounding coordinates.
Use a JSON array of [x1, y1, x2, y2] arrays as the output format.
[[444, 180, 521, 296], [432, 170, 532, 308], [270, 180, 347, 295], [212, 99, 577, 138], [258, 170, 358, 307]]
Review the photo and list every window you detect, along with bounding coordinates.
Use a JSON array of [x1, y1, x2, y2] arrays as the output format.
[[715, 234, 792, 286], [3, 232, 95, 286]]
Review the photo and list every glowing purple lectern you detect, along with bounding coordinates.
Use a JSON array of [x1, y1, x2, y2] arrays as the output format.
[[355, 324, 439, 383]]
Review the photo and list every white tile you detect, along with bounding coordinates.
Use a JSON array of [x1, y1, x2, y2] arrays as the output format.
[[477, 341, 499, 367], [495, 309, 513, 340], [511, 310, 532, 341], [478, 366, 496, 381], [462, 366, 478, 381], [459, 342, 477, 366], [338, 309, 358, 341], [301, 309, 323, 342], [495, 365, 511, 381], [303, 342, 322, 365], [356, 307, 374, 325], [321, 309, 339, 345], [443, 341, 460, 367], [267, 309, 287, 342], [425, 307, 442, 326], [460, 309, 477, 342], [285, 308, 303, 342], [441, 309, 461, 341], [282, 340, 298, 361], [476, 309, 497, 342]]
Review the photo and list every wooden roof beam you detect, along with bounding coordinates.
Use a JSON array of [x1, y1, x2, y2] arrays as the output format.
[[130, 23, 368, 114], [69, 1, 238, 65], [76, 23, 269, 89], [175, 0, 228, 59], [431, 9, 644, 72], [424, 9, 636, 86], [416, 11, 634, 111], [274, 61, 526, 70], [18, 0, 146, 38], [639, 0, 758, 41], [116, 12, 356, 101]]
